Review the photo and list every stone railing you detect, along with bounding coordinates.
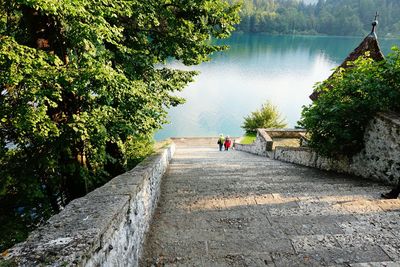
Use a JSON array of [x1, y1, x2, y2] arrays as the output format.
[[264, 129, 306, 139], [274, 147, 350, 173], [235, 129, 272, 156], [3, 144, 175, 267], [235, 128, 306, 157], [275, 112, 400, 185]]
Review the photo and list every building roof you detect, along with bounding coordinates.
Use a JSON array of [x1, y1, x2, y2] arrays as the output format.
[[309, 17, 385, 101]]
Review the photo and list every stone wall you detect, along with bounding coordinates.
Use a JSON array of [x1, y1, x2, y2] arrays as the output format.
[[352, 112, 400, 184], [3, 144, 175, 267], [264, 129, 307, 139], [235, 129, 306, 157], [274, 147, 351, 174], [275, 112, 400, 185], [235, 129, 272, 156], [171, 137, 241, 148]]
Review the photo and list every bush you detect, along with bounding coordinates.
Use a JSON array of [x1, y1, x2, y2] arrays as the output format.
[[299, 48, 400, 157], [242, 101, 287, 133]]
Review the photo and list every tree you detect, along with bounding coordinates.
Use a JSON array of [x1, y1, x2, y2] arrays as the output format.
[[242, 101, 287, 133], [299, 49, 400, 157], [0, 0, 240, 249]]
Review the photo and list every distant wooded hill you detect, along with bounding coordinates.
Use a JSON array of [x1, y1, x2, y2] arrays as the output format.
[[230, 0, 400, 37]]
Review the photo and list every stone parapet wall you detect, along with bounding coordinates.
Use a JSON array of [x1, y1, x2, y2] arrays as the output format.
[[274, 147, 351, 174], [265, 128, 307, 138], [351, 112, 400, 184], [3, 144, 175, 267], [235, 129, 272, 156], [275, 112, 400, 185], [236, 129, 306, 157], [171, 137, 239, 148]]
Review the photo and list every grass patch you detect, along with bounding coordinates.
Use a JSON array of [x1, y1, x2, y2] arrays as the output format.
[[240, 133, 257, 144]]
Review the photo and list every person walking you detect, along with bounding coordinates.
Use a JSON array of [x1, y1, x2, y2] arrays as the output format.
[[224, 136, 231, 151], [217, 134, 224, 151]]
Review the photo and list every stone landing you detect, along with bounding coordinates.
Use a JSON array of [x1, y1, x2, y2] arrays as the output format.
[[141, 140, 400, 266]]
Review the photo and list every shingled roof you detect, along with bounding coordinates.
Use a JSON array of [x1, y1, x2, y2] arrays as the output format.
[[309, 17, 385, 101]]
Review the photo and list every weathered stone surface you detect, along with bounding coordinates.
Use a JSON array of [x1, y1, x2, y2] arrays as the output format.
[[3, 144, 175, 267], [141, 139, 400, 266], [235, 129, 272, 156], [236, 128, 305, 157], [274, 112, 400, 185], [352, 112, 400, 184]]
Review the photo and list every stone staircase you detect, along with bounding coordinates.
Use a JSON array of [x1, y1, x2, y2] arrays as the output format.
[[142, 139, 400, 266]]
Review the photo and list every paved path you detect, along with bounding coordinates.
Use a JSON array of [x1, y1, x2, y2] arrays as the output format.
[[142, 140, 400, 266]]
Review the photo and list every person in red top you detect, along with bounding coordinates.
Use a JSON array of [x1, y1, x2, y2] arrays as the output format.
[[224, 136, 231, 151]]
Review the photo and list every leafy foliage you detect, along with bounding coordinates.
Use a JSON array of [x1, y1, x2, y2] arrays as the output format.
[[0, 0, 239, 250], [299, 48, 400, 157], [242, 101, 287, 133], [229, 0, 400, 37]]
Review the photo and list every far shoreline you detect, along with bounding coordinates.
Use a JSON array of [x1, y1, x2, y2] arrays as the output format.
[[229, 30, 400, 40]]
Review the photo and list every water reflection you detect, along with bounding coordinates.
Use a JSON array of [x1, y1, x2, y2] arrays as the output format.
[[155, 33, 399, 140]]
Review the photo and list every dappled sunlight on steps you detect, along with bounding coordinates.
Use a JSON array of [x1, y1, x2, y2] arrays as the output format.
[[141, 140, 400, 266]]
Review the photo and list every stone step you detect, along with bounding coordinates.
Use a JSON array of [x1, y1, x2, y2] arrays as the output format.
[[141, 143, 400, 266]]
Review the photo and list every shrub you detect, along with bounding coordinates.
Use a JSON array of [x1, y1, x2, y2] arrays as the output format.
[[242, 101, 287, 133], [299, 48, 400, 157]]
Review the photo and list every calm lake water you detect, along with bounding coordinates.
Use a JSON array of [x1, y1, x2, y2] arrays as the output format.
[[155, 33, 399, 140]]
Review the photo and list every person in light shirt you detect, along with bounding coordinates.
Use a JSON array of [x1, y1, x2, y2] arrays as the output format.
[[217, 134, 224, 151]]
